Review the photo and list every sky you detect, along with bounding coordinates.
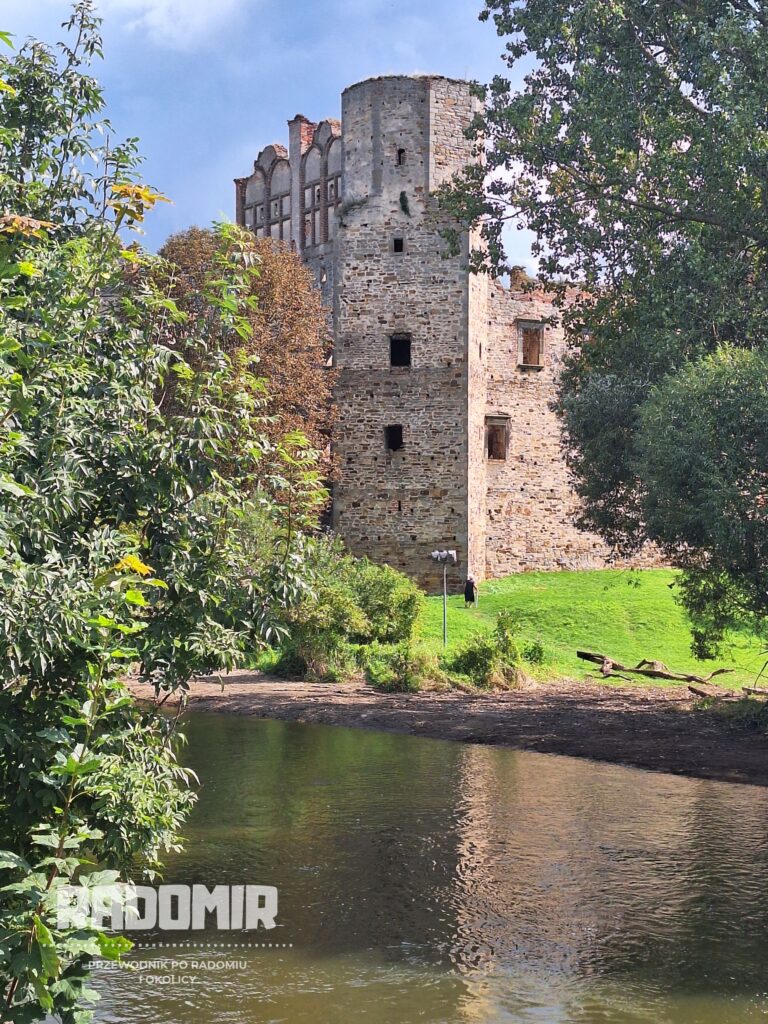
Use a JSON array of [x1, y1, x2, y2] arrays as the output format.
[[1, 0, 535, 264]]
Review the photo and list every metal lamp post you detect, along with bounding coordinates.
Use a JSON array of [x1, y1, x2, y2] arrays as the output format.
[[431, 549, 457, 648]]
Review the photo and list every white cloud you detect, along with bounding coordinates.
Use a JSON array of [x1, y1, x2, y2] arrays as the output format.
[[102, 0, 248, 50]]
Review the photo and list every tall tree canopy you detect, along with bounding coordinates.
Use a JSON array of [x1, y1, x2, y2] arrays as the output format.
[[443, 0, 768, 652], [159, 228, 335, 467], [0, 5, 324, 1019]]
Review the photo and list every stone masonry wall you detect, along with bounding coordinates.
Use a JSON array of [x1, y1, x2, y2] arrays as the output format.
[[332, 77, 478, 591], [467, 227, 489, 583], [236, 74, 660, 593], [484, 282, 658, 574]]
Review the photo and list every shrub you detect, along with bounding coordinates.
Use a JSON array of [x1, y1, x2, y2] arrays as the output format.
[[522, 640, 546, 665], [448, 610, 540, 688], [366, 643, 439, 693], [280, 575, 368, 680], [358, 641, 391, 685], [268, 537, 426, 681], [349, 558, 425, 643], [493, 609, 522, 663], [450, 633, 505, 687]]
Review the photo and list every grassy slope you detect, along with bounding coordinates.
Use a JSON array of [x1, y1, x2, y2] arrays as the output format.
[[418, 569, 765, 687]]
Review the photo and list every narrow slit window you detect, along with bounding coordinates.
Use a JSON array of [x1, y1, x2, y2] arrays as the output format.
[[518, 322, 544, 367], [486, 417, 508, 461], [385, 424, 404, 451], [393, 236, 405, 254], [390, 333, 412, 367], [397, 148, 406, 166]]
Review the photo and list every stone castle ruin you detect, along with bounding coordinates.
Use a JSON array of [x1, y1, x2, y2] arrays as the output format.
[[235, 75, 643, 590]]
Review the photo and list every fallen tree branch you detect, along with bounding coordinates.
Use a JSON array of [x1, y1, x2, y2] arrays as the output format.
[[577, 650, 735, 684], [687, 683, 741, 700]]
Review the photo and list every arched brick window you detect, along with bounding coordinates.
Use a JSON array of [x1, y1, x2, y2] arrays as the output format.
[[303, 146, 323, 247], [245, 169, 266, 236], [266, 160, 292, 241], [326, 137, 342, 239]]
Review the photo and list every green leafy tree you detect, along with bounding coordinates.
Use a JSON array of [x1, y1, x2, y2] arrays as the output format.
[[158, 227, 335, 469], [0, 5, 325, 1020], [441, 0, 768, 651]]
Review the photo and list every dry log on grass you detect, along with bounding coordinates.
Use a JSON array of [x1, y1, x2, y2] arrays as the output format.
[[687, 683, 741, 700], [577, 650, 735, 685], [742, 686, 768, 697]]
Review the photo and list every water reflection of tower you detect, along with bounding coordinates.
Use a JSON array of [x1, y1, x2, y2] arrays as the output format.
[[446, 743, 768, 1019]]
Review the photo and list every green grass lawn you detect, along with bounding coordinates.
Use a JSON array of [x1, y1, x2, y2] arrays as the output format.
[[417, 569, 766, 687]]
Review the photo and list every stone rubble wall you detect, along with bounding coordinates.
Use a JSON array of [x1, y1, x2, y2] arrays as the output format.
[[484, 282, 660, 575], [332, 76, 477, 591], [237, 74, 661, 593]]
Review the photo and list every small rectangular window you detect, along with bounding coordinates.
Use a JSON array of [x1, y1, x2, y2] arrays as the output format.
[[397, 148, 406, 166], [385, 424, 404, 451], [486, 417, 508, 461], [518, 322, 544, 367], [393, 237, 404, 254], [390, 334, 412, 367]]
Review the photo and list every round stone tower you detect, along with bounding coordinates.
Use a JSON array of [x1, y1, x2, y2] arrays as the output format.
[[331, 76, 487, 591]]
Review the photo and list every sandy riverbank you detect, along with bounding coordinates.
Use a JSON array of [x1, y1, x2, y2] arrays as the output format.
[[129, 672, 768, 787]]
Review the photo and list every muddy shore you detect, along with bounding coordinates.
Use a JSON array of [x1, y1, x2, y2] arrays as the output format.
[[130, 672, 768, 787]]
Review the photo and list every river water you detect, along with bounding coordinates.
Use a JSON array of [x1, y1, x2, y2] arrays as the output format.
[[93, 712, 768, 1023]]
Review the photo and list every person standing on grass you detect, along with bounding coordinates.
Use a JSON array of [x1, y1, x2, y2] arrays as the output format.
[[464, 576, 478, 608]]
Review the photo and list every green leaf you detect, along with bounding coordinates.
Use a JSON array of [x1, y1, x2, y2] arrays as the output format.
[[171, 360, 195, 380], [0, 850, 28, 871], [32, 975, 54, 1012], [125, 588, 148, 606], [31, 833, 61, 849], [96, 932, 133, 961], [109, 647, 139, 660], [147, 295, 188, 323], [34, 916, 61, 980], [50, 754, 102, 778], [87, 615, 119, 628], [0, 475, 36, 498]]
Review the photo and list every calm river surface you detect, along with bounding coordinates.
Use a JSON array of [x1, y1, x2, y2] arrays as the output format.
[[93, 712, 768, 1023]]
